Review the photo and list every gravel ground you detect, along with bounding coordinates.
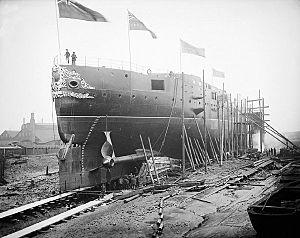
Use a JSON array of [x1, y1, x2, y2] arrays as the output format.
[[0, 154, 59, 212], [35, 158, 277, 238]]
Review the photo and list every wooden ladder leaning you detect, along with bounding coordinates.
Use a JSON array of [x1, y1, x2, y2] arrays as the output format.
[[139, 135, 160, 185]]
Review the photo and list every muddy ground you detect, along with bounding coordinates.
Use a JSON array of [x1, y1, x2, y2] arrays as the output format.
[[31, 157, 278, 238], [0, 154, 59, 212]]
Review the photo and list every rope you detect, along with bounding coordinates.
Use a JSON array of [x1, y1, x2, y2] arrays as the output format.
[[157, 76, 179, 153]]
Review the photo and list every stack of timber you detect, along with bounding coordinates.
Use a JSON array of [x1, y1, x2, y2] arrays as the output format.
[[138, 157, 181, 185]]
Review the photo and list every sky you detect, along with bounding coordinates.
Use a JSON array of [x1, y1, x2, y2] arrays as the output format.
[[0, 0, 300, 134]]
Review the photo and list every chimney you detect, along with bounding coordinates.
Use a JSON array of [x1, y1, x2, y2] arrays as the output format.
[[30, 112, 35, 142]]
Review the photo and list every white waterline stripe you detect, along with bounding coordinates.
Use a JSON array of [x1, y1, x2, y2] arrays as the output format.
[[57, 115, 224, 121]]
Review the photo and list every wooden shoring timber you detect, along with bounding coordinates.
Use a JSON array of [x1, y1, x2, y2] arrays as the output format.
[[188, 137, 200, 167], [194, 138, 204, 164], [184, 127, 195, 170], [214, 136, 220, 156], [3, 194, 113, 238], [188, 137, 199, 168], [208, 134, 218, 163], [193, 116, 211, 165], [192, 138, 203, 165], [196, 138, 210, 165], [184, 141, 195, 171], [206, 128, 219, 164]]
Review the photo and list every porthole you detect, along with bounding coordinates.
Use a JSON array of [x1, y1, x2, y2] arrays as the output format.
[[69, 80, 79, 88]]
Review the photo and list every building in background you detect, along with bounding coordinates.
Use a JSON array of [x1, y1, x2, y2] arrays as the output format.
[[0, 130, 19, 141], [1, 113, 60, 145], [0, 113, 61, 155]]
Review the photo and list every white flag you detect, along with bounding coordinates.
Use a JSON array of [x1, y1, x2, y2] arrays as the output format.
[[212, 68, 225, 78], [180, 39, 205, 57]]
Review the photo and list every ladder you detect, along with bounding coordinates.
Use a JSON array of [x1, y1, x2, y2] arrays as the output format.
[[139, 135, 160, 184]]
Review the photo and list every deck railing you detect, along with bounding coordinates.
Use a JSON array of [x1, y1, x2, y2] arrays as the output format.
[[53, 55, 171, 75]]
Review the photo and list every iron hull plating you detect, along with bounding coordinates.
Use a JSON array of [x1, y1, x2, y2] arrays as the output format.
[[52, 64, 222, 190]]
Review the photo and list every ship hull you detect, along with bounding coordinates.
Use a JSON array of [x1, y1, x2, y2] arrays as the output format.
[[52, 64, 224, 190]]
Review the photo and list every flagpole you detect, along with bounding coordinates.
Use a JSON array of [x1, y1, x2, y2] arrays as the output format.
[[127, 10, 132, 95], [220, 82, 224, 166], [181, 72, 185, 177], [54, 0, 61, 63], [180, 40, 182, 74], [203, 69, 207, 173]]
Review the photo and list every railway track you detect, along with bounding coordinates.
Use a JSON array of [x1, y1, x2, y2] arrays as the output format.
[[0, 187, 113, 238], [0, 157, 276, 238]]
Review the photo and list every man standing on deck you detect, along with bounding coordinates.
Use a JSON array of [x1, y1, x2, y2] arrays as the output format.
[[71, 52, 77, 65], [65, 49, 70, 63]]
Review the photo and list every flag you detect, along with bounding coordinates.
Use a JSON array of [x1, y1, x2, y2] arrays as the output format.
[[58, 0, 108, 22], [128, 11, 157, 39], [180, 39, 205, 57], [212, 68, 225, 78]]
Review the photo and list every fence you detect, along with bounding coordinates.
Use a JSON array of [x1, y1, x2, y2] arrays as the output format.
[[53, 55, 171, 75]]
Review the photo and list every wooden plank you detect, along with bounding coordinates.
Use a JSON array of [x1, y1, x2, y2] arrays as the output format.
[[0, 187, 91, 220], [2, 194, 113, 238]]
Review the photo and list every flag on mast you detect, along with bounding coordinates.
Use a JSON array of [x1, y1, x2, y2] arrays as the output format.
[[128, 11, 157, 39], [180, 39, 205, 57], [212, 68, 225, 78], [58, 0, 108, 22]]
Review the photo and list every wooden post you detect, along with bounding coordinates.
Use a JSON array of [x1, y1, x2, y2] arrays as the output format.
[[230, 95, 234, 157], [244, 98, 247, 153], [217, 96, 220, 158], [202, 70, 207, 173], [258, 90, 262, 152], [220, 82, 224, 166], [240, 99, 243, 154], [236, 95, 239, 156], [250, 101, 254, 149], [181, 72, 185, 176], [262, 97, 265, 151], [227, 95, 230, 156]]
